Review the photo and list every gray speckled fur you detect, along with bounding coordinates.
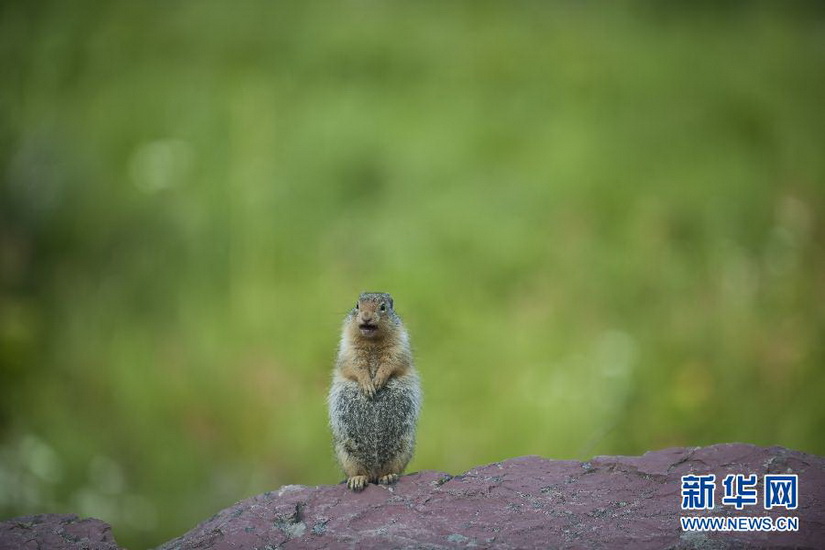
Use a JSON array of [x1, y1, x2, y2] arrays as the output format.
[[328, 372, 421, 479]]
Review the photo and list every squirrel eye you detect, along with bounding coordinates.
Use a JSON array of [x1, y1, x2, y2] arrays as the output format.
[[380, 303, 386, 312], [355, 303, 359, 310]]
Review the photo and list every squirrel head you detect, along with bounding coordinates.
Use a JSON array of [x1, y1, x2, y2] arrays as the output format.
[[349, 292, 398, 340]]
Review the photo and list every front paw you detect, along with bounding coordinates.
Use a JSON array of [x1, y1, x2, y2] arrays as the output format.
[[360, 380, 376, 398], [372, 374, 388, 392]]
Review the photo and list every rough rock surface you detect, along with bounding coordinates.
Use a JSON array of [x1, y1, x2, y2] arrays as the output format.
[[0, 514, 120, 550], [2, 444, 824, 549]]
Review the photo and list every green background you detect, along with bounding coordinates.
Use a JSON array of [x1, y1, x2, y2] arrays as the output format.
[[2, 2, 823, 548]]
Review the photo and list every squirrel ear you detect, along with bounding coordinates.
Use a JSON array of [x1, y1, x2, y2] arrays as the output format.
[[389, 297, 394, 309]]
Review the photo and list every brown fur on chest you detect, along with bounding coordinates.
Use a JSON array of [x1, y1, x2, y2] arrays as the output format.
[[353, 346, 401, 376]]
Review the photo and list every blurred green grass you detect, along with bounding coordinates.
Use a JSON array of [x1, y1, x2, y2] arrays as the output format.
[[2, 2, 824, 548]]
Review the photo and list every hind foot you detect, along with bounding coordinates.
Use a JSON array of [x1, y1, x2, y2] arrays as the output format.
[[378, 473, 399, 485], [347, 475, 369, 492]]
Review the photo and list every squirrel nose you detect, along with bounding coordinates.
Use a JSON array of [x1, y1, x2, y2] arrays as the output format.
[[360, 313, 374, 324]]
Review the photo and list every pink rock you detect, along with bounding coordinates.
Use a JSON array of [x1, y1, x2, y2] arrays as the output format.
[[0, 514, 120, 550], [2, 444, 823, 549]]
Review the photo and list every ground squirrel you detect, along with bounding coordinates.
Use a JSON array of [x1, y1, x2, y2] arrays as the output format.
[[327, 292, 422, 491]]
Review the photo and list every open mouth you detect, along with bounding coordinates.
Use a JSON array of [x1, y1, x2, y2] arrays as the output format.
[[359, 324, 378, 336]]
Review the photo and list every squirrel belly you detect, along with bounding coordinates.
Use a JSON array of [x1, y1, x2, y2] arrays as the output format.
[[328, 372, 421, 481]]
